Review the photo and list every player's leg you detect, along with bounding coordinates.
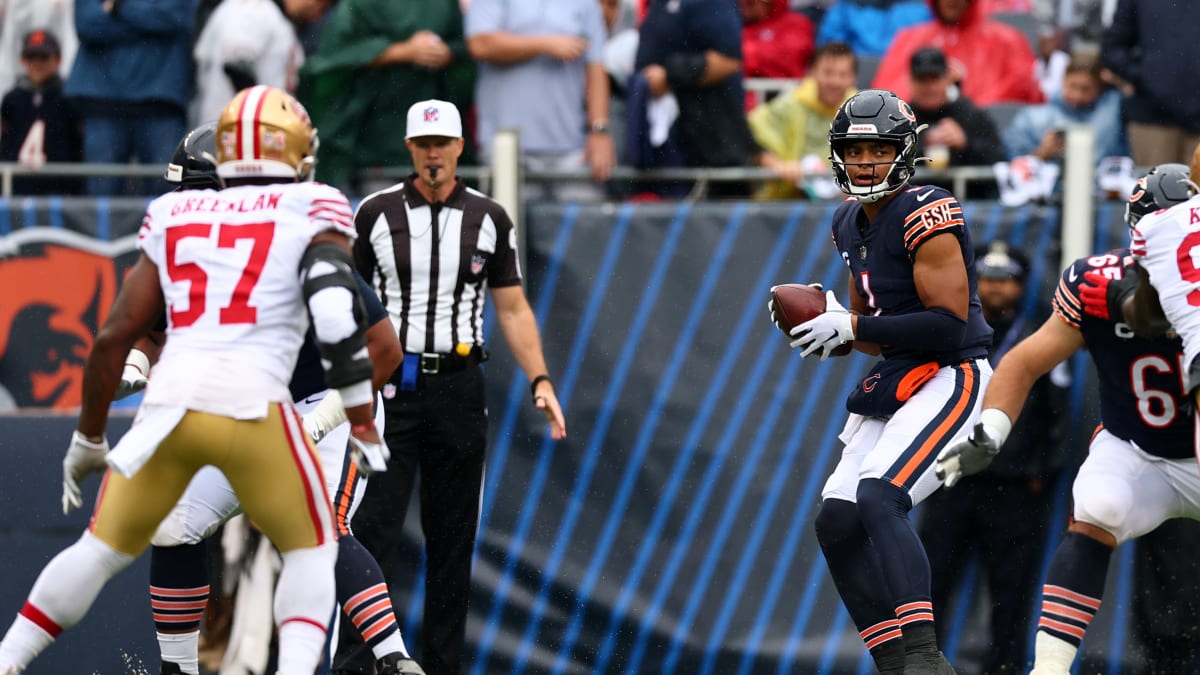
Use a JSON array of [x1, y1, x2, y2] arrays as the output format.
[[416, 368, 487, 675], [335, 394, 421, 675], [220, 404, 338, 675], [0, 410, 211, 672], [815, 415, 906, 675], [148, 465, 243, 675], [1031, 430, 1180, 675], [303, 392, 419, 673], [858, 359, 989, 673]]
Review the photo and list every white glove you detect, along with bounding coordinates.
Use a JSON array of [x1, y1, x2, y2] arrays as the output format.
[[935, 408, 1013, 488], [114, 348, 150, 400], [348, 434, 390, 475], [789, 290, 854, 360], [62, 431, 110, 515], [301, 390, 347, 444]]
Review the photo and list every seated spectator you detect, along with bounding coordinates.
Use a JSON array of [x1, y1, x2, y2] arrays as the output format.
[[748, 42, 856, 199], [0, 0, 78, 97], [740, 0, 815, 109], [0, 30, 83, 195], [633, 0, 759, 198], [906, 46, 1005, 197], [190, 0, 305, 128], [1003, 53, 1125, 165], [816, 0, 930, 58], [67, 0, 195, 196], [299, 0, 475, 196], [872, 0, 1043, 107]]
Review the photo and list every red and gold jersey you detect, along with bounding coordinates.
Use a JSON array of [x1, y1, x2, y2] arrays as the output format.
[[136, 181, 354, 417]]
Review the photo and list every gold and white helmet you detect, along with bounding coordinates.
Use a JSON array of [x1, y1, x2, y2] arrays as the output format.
[[216, 85, 318, 181]]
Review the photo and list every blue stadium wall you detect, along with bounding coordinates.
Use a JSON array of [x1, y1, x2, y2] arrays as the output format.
[[0, 197, 1182, 674]]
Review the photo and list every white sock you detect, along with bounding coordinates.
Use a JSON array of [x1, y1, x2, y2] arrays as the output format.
[[157, 631, 200, 674], [274, 543, 337, 675], [1031, 631, 1078, 674], [371, 633, 410, 660], [0, 532, 132, 671], [0, 615, 53, 671]]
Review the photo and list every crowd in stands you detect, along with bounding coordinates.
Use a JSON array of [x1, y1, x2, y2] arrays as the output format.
[[0, 0, 1197, 199]]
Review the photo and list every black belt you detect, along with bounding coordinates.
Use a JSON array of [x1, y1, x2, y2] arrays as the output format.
[[407, 347, 488, 375]]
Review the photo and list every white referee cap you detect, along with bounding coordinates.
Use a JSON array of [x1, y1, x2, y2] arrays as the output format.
[[406, 99, 463, 139]]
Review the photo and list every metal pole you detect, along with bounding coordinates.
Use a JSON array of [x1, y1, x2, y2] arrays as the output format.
[[491, 129, 524, 282], [1060, 124, 1096, 272]]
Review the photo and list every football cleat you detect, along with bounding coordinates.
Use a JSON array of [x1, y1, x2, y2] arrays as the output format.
[[377, 652, 426, 675]]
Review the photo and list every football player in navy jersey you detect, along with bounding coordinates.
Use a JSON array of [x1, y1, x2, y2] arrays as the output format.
[[772, 89, 993, 675], [935, 163, 1200, 675]]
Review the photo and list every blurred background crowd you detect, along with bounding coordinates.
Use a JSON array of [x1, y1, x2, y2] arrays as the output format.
[[1, 0, 1197, 200]]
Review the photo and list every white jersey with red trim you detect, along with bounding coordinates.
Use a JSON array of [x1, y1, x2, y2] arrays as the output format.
[[136, 181, 355, 418], [1131, 194, 1200, 376]]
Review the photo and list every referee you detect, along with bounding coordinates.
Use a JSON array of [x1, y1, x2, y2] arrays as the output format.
[[334, 99, 566, 675]]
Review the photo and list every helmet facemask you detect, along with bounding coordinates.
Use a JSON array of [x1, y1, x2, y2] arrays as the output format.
[[829, 132, 922, 203]]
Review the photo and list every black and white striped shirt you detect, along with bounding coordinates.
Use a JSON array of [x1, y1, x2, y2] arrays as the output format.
[[352, 176, 522, 355]]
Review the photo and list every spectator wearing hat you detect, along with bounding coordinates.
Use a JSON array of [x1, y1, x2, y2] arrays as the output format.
[[66, 0, 196, 196], [0, 29, 84, 195], [917, 240, 1072, 675], [906, 46, 1005, 198], [0, 0, 78, 96]]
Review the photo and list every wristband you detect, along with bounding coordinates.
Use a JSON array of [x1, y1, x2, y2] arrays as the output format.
[[529, 374, 551, 401], [978, 408, 1013, 446]]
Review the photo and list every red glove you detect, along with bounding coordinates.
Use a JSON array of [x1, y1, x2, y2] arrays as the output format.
[[1079, 269, 1137, 322]]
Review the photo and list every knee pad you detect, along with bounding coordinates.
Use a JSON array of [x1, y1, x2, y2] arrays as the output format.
[[815, 498, 861, 548], [1072, 475, 1134, 538]]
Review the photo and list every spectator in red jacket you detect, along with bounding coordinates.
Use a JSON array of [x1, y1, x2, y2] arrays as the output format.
[[740, 0, 815, 109], [872, 0, 1043, 106]]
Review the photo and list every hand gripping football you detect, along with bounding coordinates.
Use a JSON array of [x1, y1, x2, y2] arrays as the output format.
[[769, 284, 853, 356], [770, 284, 828, 332]]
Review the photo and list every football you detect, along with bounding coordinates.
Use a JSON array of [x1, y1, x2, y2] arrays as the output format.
[[770, 284, 853, 356], [770, 284, 828, 333]]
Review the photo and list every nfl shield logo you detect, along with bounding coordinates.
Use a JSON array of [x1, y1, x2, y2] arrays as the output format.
[[471, 254, 486, 275], [424, 107, 439, 123]]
